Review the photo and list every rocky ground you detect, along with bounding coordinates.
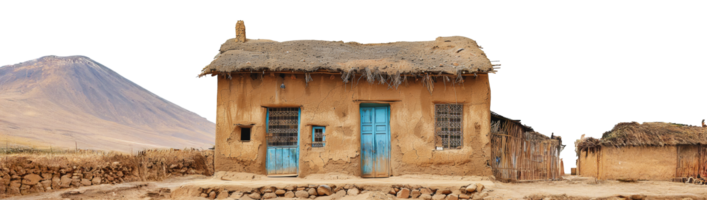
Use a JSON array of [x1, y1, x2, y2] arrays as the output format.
[[4, 175, 707, 200]]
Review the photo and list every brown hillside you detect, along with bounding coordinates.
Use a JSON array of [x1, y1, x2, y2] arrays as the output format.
[[0, 56, 214, 151]]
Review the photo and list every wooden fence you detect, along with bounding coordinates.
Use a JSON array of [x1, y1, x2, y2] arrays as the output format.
[[490, 115, 564, 182]]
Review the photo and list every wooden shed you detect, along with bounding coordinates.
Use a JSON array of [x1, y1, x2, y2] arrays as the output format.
[[199, 21, 501, 177], [490, 112, 565, 182], [576, 122, 707, 181]]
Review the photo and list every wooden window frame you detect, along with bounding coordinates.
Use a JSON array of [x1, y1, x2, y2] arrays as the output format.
[[312, 126, 325, 147]]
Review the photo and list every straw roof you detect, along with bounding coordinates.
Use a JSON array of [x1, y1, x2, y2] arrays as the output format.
[[199, 36, 495, 78], [577, 122, 707, 151]]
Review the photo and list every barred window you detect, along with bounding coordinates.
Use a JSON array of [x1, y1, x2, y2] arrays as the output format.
[[435, 104, 463, 149], [267, 108, 299, 146], [312, 126, 325, 147]]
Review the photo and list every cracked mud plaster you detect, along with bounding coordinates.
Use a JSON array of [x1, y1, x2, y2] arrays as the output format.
[[214, 73, 492, 177]]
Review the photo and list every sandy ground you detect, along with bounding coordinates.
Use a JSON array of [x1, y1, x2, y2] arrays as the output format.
[[5, 175, 707, 200]]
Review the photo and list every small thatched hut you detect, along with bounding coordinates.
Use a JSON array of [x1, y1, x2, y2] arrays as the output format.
[[201, 21, 502, 178], [576, 122, 707, 181]]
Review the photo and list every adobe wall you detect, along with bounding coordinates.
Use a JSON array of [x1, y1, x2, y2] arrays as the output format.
[[214, 73, 492, 177], [578, 150, 598, 178], [599, 146, 677, 180]]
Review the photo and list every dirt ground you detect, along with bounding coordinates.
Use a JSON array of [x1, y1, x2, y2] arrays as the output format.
[[5, 175, 707, 200]]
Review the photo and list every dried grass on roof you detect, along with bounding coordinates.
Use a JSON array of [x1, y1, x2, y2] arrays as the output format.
[[601, 122, 707, 147]]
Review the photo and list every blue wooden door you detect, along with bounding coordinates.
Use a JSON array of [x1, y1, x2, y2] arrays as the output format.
[[360, 104, 390, 177], [266, 108, 300, 176]]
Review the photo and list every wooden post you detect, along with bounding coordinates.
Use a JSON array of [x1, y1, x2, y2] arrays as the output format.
[[233, 20, 248, 42]]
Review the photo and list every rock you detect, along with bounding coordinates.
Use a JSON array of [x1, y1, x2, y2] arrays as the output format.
[[263, 192, 277, 199], [297, 187, 306, 191], [317, 185, 332, 196], [230, 191, 244, 199], [200, 193, 208, 198], [116, 171, 123, 177], [336, 190, 346, 197], [22, 174, 42, 185], [261, 187, 274, 193], [348, 187, 360, 196], [308, 188, 317, 196], [295, 190, 309, 198], [446, 194, 458, 200], [41, 172, 53, 180], [465, 185, 476, 193], [60, 175, 72, 188], [81, 179, 92, 186], [249, 192, 262, 199], [459, 194, 470, 199], [433, 194, 447, 200], [208, 191, 217, 199], [35, 183, 45, 192], [421, 188, 433, 195], [411, 189, 421, 198], [397, 188, 411, 198], [420, 194, 432, 200], [471, 191, 488, 200], [275, 189, 286, 195], [631, 195, 646, 200], [92, 177, 101, 185], [390, 188, 398, 194], [284, 191, 295, 198], [216, 190, 230, 199], [475, 184, 484, 192], [284, 185, 295, 191], [439, 189, 452, 194], [7, 180, 19, 195], [41, 180, 52, 190], [344, 184, 353, 190]]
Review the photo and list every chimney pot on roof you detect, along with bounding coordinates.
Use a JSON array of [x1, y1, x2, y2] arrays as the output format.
[[236, 20, 246, 43]]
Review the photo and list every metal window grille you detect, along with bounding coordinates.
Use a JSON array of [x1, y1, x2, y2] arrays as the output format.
[[435, 104, 463, 149], [267, 108, 299, 146], [313, 129, 324, 147]]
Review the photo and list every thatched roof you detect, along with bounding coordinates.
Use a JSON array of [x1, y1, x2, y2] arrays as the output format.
[[577, 122, 707, 151], [602, 122, 707, 146], [199, 36, 495, 78], [490, 111, 562, 147]]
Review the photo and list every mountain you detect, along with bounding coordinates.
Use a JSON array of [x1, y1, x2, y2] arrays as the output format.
[[0, 56, 214, 151]]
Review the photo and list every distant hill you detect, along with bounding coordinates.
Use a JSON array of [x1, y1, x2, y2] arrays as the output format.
[[0, 56, 214, 151]]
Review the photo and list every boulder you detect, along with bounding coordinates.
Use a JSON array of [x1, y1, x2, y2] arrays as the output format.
[[275, 189, 286, 195], [92, 177, 101, 185], [263, 192, 277, 199], [209, 191, 217, 199], [389, 188, 397, 195], [22, 174, 42, 185], [249, 192, 262, 199], [261, 187, 274, 193], [446, 194, 458, 200], [317, 185, 332, 196], [439, 189, 452, 194], [336, 190, 346, 196], [397, 188, 411, 198], [475, 184, 484, 192], [433, 194, 447, 200], [308, 188, 317, 196], [411, 189, 421, 198], [60, 175, 72, 188], [348, 187, 360, 196], [284, 191, 295, 198], [284, 185, 295, 191], [465, 185, 476, 193], [420, 194, 433, 200], [295, 190, 309, 198], [421, 188, 433, 195], [81, 179, 92, 186]]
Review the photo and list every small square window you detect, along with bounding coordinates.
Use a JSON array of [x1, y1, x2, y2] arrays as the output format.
[[435, 104, 463, 149], [312, 126, 325, 147], [241, 128, 251, 141]]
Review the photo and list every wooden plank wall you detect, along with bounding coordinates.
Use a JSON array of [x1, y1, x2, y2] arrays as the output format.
[[490, 119, 563, 182]]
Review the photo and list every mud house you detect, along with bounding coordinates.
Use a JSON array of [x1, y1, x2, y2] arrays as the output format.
[[490, 112, 565, 182], [199, 21, 561, 178], [576, 122, 707, 181]]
